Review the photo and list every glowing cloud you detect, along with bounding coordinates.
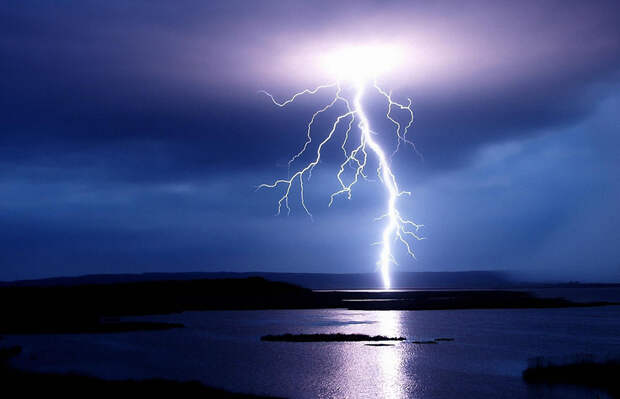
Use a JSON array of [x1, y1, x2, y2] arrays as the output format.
[[319, 45, 404, 83], [259, 45, 423, 289]]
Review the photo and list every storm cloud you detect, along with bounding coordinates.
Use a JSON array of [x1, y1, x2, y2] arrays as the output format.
[[1, 0, 619, 281]]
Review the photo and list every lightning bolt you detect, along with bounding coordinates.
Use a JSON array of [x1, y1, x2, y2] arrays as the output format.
[[258, 78, 423, 289]]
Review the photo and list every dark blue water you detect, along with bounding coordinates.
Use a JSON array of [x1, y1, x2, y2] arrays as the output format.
[[5, 289, 620, 398]]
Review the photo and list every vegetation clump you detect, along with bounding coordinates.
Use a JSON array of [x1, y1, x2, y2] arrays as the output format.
[[523, 357, 620, 398], [261, 333, 406, 342]]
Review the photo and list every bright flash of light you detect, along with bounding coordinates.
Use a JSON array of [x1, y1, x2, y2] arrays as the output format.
[[319, 45, 404, 84], [258, 45, 423, 289]]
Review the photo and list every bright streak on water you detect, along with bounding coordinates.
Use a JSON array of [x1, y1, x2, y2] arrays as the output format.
[[376, 311, 405, 399]]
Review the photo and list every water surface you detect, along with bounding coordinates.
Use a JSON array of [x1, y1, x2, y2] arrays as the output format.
[[5, 289, 620, 398]]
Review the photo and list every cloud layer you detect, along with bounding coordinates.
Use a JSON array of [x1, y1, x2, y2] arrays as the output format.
[[1, 0, 619, 281]]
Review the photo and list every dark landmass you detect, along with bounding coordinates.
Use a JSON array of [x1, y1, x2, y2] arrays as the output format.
[[523, 358, 620, 398], [3, 271, 619, 293], [4, 270, 619, 291], [0, 345, 276, 398], [260, 334, 455, 344], [0, 277, 315, 334], [261, 333, 406, 342], [0, 345, 21, 360], [0, 271, 518, 290], [0, 277, 615, 334]]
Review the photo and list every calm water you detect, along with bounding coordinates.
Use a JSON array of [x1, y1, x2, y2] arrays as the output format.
[[5, 289, 620, 398]]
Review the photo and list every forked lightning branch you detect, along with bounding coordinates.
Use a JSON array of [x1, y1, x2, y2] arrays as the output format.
[[258, 46, 424, 289]]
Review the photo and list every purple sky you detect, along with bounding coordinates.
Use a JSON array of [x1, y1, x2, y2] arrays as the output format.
[[1, 0, 619, 281]]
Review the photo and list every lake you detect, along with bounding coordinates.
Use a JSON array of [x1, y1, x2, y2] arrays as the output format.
[[4, 288, 620, 398]]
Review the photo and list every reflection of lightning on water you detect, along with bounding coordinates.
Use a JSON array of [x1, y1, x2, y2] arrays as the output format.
[[258, 79, 423, 289]]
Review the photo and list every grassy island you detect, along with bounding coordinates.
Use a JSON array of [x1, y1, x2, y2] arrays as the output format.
[[523, 358, 620, 397], [261, 333, 406, 342]]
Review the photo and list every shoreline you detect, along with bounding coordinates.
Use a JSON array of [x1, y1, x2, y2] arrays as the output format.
[[0, 345, 277, 398], [1, 277, 616, 335]]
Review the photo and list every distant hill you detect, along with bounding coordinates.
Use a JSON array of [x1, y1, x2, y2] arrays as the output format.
[[0, 271, 518, 290]]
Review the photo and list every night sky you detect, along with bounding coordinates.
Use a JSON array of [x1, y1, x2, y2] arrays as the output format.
[[2, 1, 619, 281]]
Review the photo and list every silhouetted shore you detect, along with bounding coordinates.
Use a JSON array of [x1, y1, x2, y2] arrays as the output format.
[[523, 357, 620, 398], [6, 271, 618, 290], [0, 345, 276, 398], [0, 277, 615, 334]]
